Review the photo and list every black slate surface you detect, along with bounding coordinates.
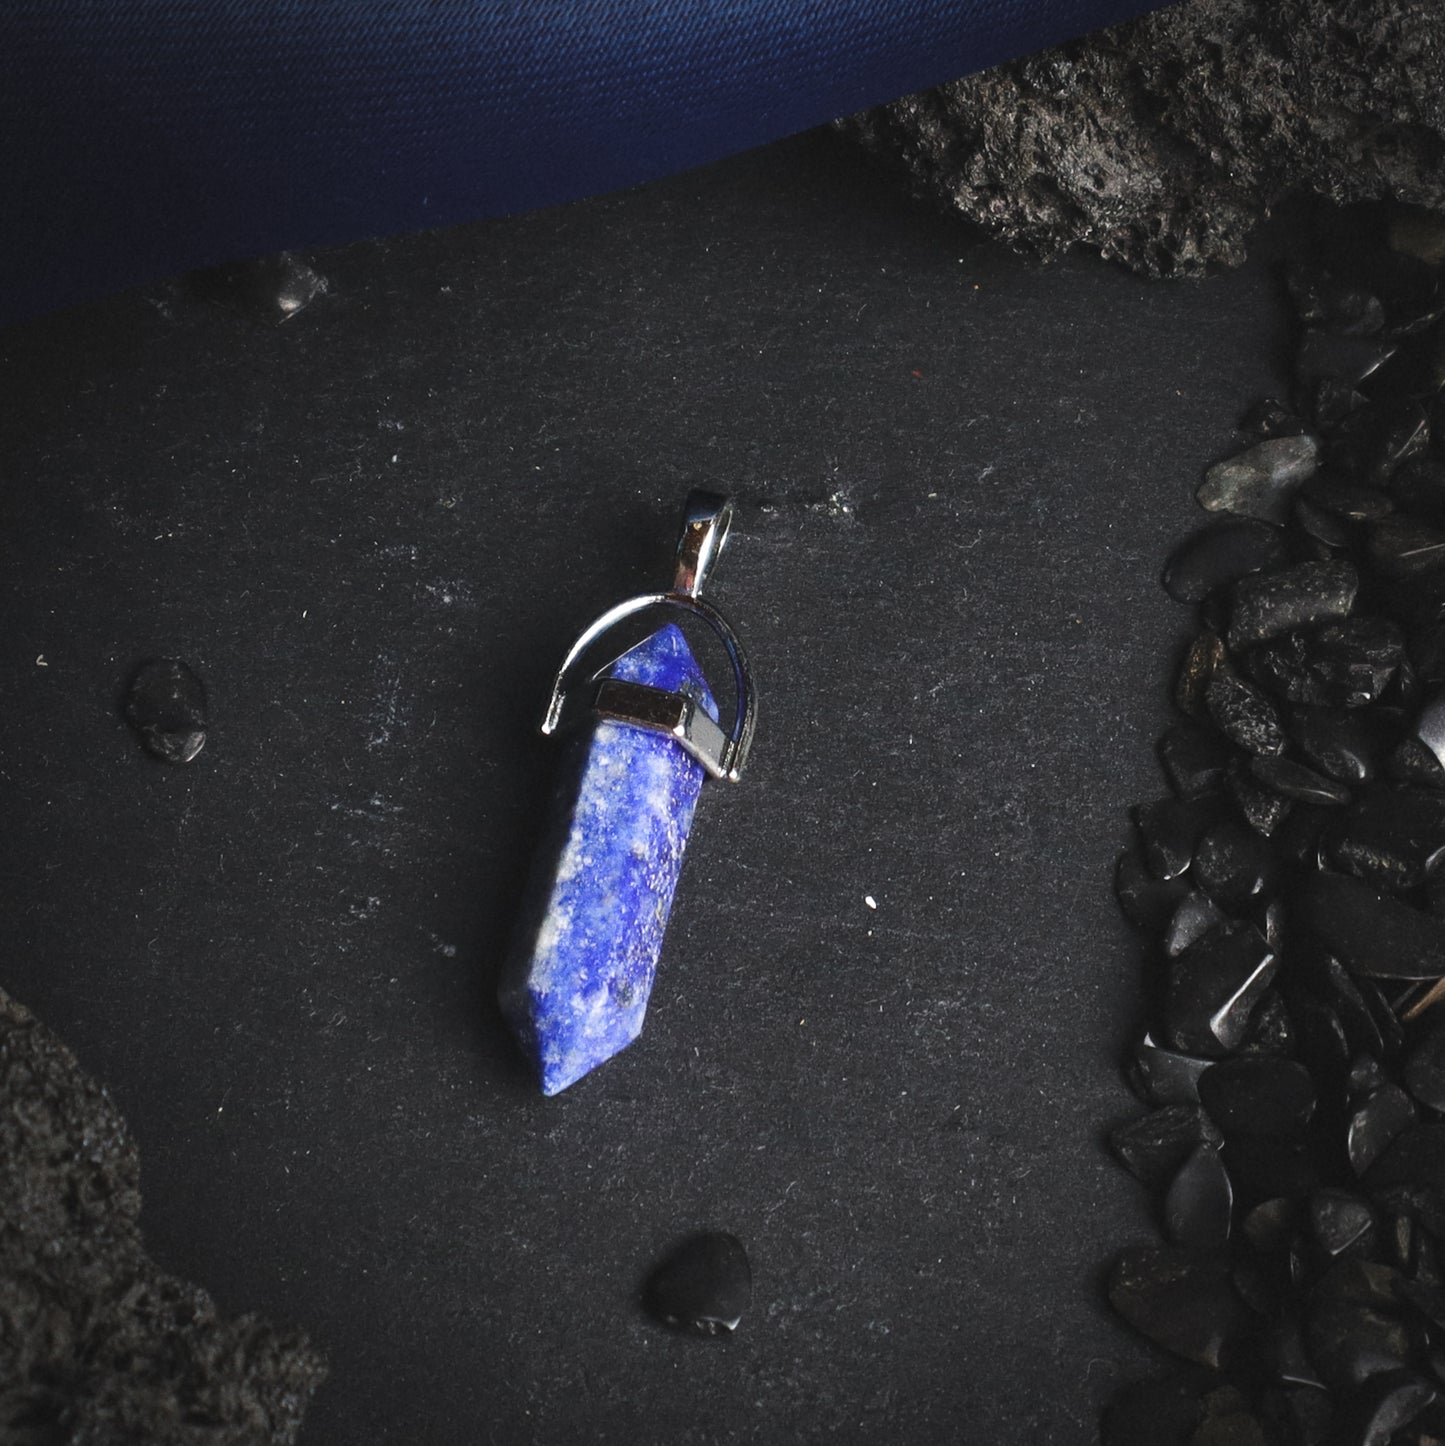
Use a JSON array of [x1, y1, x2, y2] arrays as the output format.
[[0, 130, 1292, 1443]]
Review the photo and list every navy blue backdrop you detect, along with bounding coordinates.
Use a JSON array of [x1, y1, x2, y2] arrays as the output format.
[[3, 1, 1173, 324]]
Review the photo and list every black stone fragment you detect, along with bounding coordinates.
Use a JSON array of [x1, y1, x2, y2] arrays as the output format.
[[1294, 872, 1445, 980], [1111, 1106, 1225, 1190], [1198, 1058, 1316, 1138], [1368, 1125, 1445, 1194], [1116, 851, 1192, 934], [1249, 756, 1351, 806], [1274, 803, 1334, 870], [1295, 329, 1397, 396], [1302, 474, 1395, 522], [1165, 922, 1277, 1058], [1238, 990, 1294, 1057], [1165, 892, 1226, 958], [1305, 1260, 1413, 1391], [1287, 262, 1385, 336], [1226, 762, 1294, 836], [1291, 707, 1380, 786], [1405, 1022, 1445, 1113], [1227, 560, 1358, 652], [1287, 991, 1352, 1110], [1293, 496, 1354, 551], [1133, 1033, 1215, 1107], [1107, 1245, 1252, 1370], [1245, 618, 1403, 710], [1309, 1188, 1375, 1257], [1163, 1143, 1233, 1250], [1311, 377, 1368, 432], [1387, 737, 1445, 790], [1325, 959, 1386, 1061], [1100, 1369, 1216, 1446], [1134, 796, 1228, 880], [1198, 436, 1321, 524], [1330, 785, 1445, 891], [1160, 724, 1235, 801], [1177, 632, 1228, 719], [1331, 1369, 1437, 1446], [643, 1232, 751, 1337], [1206, 670, 1288, 756], [1242, 1197, 1297, 1254], [1367, 403, 1431, 488], [1192, 823, 1276, 911], [1368, 515, 1445, 581], [1348, 1085, 1416, 1176], [1162, 519, 1290, 603], [1392, 456, 1445, 528], [1222, 1135, 1318, 1211], [123, 658, 208, 764], [1241, 398, 1308, 440]]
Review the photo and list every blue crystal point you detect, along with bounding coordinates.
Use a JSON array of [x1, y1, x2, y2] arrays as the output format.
[[500, 624, 718, 1095]]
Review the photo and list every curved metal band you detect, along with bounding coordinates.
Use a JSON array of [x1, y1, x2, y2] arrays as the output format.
[[541, 592, 756, 783]]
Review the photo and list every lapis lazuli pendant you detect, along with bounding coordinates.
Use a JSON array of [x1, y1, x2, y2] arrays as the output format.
[[500, 493, 756, 1095]]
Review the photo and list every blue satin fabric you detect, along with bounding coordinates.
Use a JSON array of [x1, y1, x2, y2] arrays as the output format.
[[2, 1, 1171, 323]]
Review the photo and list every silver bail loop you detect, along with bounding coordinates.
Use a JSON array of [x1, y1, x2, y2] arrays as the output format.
[[673, 490, 733, 598]]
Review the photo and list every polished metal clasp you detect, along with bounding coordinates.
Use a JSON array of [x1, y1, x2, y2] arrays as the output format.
[[540, 490, 756, 782]]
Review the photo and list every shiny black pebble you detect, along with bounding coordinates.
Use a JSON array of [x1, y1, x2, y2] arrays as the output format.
[[123, 658, 208, 764], [1192, 822, 1276, 911], [1198, 1057, 1316, 1138], [1227, 560, 1358, 652], [1107, 1245, 1250, 1370], [1291, 707, 1380, 786], [1132, 1033, 1215, 1107], [644, 1232, 751, 1337], [1227, 763, 1294, 836], [1115, 852, 1190, 933], [1404, 1021, 1445, 1114], [1241, 397, 1308, 439], [1310, 1188, 1375, 1257], [1163, 1143, 1233, 1250], [1110, 1106, 1223, 1189], [1330, 785, 1445, 891], [1165, 922, 1277, 1058], [1133, 796, 1226, 881], [1295, 328, 1397, 394], [1368, 515, 1445, 581], [1162, 520, 1289, 604], [1165, 892, 1225, 958], [1348, 1085, 1417, 1176], [1159, 724, 1235, 800], [1246, 618, 1403, 710], [186, 251, 329, 322], [1302, 475, 1395, 522], [1206, 670, 1288, 756], [1294, 872, 1445, 980], [1249, 756, 1351, 806], [1197, 436, 1320, 524]]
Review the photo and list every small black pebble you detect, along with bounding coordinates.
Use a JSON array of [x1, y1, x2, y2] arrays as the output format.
[[123, 658, 208, 764], [644, 1232, 751, 1337]]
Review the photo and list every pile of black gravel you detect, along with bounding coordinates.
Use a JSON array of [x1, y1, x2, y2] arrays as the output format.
[[843, 0, 1445, 279], [0, 988, 324, 1445], [1104, 210, 1445, 1443]]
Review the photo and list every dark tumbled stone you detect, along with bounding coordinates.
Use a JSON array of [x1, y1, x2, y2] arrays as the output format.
[[1165, 891, 1227, 958], [1331, 1369, 1437, 1446], [1226, 763, 1294, 836], [1405, 1022, 1445, 1113], [1293, 496, 1353, 551], [1241, 398, 1308, 440], [1249, 755, 1351, 806], [1206, 670, 1288, 756], [1368, 1125, 1445, 1194], [1306, 1260, 1413, 1391], [1310, 1188, 1375, 1257], [643, 1232, 751, 1337], [1134, 796, 1227, 881], [1349, 1086, 1418, 1177], [1302, 475, 1396, 522], [1294, 872, 1445, 980], [1242, 1198, 1297, 1254], [1238, 990, 1294, 1057], [1100, 1370, 1215, 1446], [1108, 1245, 1251, 1370], [1287, 263, 1385, 336], [1367, 404, 1431, 488], [1222, 1134, 1318, 1209], [1177, 632, 1228, 719], [1227, 560, 1358, 652], [1368, 515, 1445, 581], [1159, 724, 1235, 800], [1331, 785, 1445, 891], [1325, 958, 1386, 1061], [1116, 851, 1192, 934], [1418, 691, 1445, 771], [1111, 1106, 1224, 1190], [1163, 520, 1290, 604], [1274, 803, 1334, 870], [1391, 456, 1445, 528], [1198, 1057, 1316, 1138], [1163, 1143, 1233, 1250], [1133, 1033, 1215, 1107], [1165, 922, 1277, 1058], [1295, 329, 1397, 395], [1388, 736, 1445, 789], [1291, 707, 1380, 786], [1192, 823, 1276, 911], [123, 658, 208, 764], [1198, 436, 1321, 524], [1246, 618, 1404, 710]]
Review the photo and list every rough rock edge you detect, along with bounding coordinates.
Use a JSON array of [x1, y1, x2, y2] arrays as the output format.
[[840, 0, 1445, 277], [0, 987, 325, 1445]]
